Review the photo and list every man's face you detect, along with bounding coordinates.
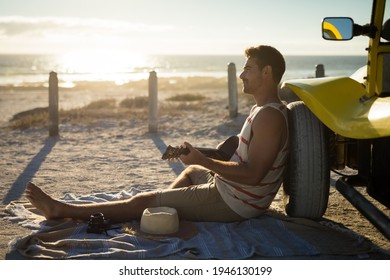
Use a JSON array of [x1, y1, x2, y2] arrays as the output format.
[[239, 57, 263, 94]]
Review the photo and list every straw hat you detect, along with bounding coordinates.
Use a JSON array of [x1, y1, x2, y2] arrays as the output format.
[[140, 207, 179, 235], [124, 207, 198, 240]]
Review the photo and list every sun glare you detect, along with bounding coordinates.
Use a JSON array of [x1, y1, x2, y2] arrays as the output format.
[[58, 50, 147, 84]]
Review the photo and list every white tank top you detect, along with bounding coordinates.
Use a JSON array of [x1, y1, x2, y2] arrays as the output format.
[[215, 103, 289, 218]]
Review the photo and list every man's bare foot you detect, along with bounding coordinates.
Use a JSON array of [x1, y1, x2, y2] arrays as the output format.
[[25, 182, 66, 220]]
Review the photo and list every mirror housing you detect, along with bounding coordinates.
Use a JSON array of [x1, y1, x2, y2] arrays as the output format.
[[322, 17, 376, 40], [322, 17, 354, 40]]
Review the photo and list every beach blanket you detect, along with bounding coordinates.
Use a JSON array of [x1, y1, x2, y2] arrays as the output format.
[[3, 188, 384, 259]]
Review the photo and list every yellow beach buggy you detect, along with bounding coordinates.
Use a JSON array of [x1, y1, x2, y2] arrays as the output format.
[[281, 0, 390, 239]]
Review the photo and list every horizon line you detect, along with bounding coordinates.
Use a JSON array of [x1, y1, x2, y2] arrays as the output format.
[[0, 52, 367, 57]]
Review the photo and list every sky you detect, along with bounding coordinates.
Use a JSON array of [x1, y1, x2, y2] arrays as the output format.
[[0, 0, 376, 56]]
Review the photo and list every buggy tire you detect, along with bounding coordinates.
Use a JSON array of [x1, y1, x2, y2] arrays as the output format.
[[283, 101, 330, 219]]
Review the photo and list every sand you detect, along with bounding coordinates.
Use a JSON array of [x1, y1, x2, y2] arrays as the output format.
[[0, 77, 389, 259]]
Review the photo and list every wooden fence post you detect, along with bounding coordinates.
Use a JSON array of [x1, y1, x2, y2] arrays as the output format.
[[148, 71, 158, 133], [228, 62, 238, 118], [48, 71, 59, 137], [315, 64, 325, 78]]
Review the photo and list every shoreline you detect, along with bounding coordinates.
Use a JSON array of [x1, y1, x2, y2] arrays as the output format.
[[0, 53, 367, 88]]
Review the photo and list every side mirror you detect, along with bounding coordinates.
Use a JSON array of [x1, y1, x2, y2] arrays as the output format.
[[322, 17, 354, 40]]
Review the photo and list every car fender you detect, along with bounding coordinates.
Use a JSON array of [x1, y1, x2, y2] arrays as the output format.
[[282, 76, 390, 139]]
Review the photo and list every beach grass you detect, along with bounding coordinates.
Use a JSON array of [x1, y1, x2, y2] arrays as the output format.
[[166, 93, 206, 102], [9, 110, 48, 130], [8, 93, 207, 130], [119, 96, 149, 109]]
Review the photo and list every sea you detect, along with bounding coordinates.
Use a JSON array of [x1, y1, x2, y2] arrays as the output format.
[[0, 54, 367, 88]]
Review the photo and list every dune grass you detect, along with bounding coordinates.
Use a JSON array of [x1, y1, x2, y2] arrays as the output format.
[[166, 93, 206, 102], [9, 94, 207, 130], [9, 110, 48, 130]]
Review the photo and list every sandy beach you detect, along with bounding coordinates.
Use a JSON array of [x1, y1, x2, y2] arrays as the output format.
[[0, 77, 389, 259]]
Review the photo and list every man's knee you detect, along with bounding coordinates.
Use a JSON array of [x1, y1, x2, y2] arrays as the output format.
[[131, 191, 158, 209], [185, 165, 211, 185], [184, 165, 206, 176]]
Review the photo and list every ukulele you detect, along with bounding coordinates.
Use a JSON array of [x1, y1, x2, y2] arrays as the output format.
[[161, 135, 239, 161]]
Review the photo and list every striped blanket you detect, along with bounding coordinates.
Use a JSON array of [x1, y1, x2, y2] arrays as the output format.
[[4, 188, 381, 259]]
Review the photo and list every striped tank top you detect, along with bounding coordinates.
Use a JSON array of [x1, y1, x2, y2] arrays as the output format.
[[215, 103, 289, 219]]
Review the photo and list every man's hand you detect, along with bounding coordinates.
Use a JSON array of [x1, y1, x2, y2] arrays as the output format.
[[179, 142, 206, 166]]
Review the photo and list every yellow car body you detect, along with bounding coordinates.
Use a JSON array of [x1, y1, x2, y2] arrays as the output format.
[[282, 77, 390, 139]]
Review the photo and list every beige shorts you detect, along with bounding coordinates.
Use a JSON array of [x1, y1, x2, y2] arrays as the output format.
[[155, 167, 244, 222]]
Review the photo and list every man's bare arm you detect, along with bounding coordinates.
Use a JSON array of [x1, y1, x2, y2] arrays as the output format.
[[180, 107, 287, 185]]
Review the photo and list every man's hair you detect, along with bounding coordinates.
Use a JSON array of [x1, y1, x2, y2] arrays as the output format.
[[245, 45, 286, 84]]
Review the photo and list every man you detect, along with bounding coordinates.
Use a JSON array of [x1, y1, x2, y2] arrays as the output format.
[[26, 45, 288, 223]]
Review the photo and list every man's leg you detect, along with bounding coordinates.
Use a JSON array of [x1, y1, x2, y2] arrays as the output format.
[[25, 182, 158, 223], [157, 182, 245, 222], [168, 165, 212, 189], [168, 168, 192, 189]]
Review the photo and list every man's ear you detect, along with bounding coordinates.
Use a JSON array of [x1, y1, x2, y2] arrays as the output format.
[[262, 65, 272, 75]]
